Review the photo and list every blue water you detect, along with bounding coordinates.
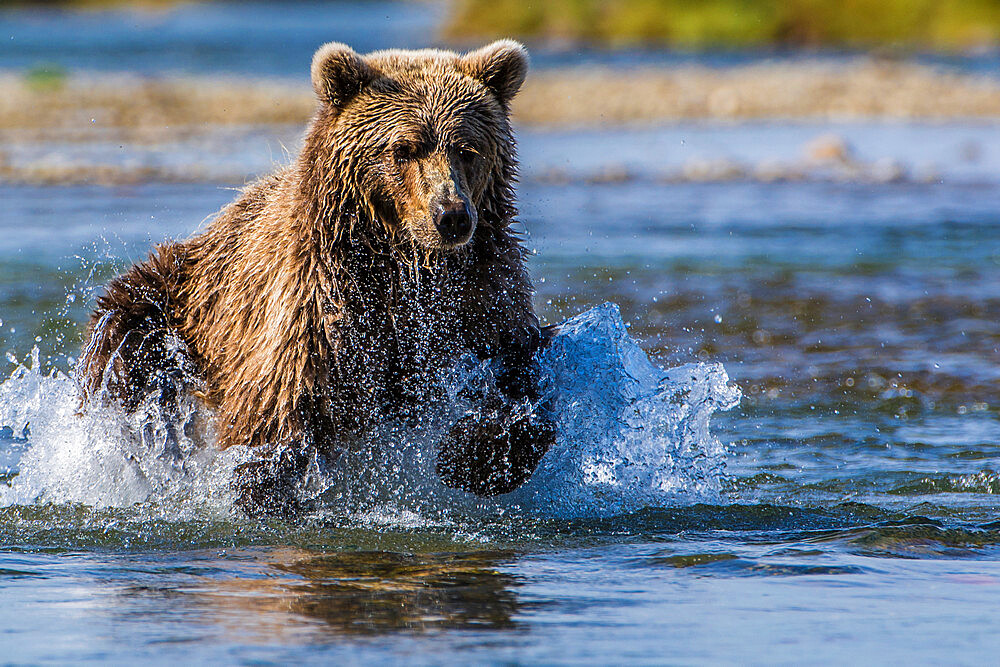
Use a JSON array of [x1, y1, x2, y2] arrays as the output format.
[[1, 1, 443, 76], [3, 2, 1000, 664]]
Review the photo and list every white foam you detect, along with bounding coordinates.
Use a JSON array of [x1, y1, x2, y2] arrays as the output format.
[[506, 302, 741, 515], [0, 304, 741, 521], [0, 349, 241, 515]]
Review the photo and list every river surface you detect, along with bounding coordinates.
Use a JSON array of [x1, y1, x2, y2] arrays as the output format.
[[3, 2, 1000, 665]]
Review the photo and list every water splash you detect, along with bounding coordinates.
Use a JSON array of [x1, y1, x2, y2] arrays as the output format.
[[0, 304, 740, 521], [0, 348, 240, 515], [508, 302, 741, 515]]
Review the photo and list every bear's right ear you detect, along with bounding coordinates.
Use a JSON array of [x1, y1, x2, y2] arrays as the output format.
[[311, 42, 377, 108], [460, 39, 529, 107]]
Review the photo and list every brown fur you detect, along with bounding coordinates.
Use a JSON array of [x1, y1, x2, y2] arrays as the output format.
[[78, 41, 551, 508]]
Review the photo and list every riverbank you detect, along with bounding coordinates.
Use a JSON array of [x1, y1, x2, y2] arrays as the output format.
[[3, 58, 1000, 140], [3, 58, 1000, 185]]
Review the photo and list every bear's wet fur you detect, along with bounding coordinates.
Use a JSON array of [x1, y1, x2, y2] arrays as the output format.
[[77, 40, 555, 515]]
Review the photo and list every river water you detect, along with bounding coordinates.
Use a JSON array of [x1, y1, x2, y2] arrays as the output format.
[[3, 2, 1000, 664]]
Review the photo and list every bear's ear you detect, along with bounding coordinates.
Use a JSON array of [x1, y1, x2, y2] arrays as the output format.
[[460, 39, 529, 106], [311, 42, 377, 108]]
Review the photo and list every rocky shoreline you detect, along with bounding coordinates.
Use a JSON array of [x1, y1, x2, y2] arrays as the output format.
[[4, 58, 1000, 135], [523, 59, 1000, 125], [2, 58, 1000, 185]]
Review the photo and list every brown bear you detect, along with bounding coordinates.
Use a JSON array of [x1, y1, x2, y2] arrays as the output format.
[[77, 40, 555, 515]]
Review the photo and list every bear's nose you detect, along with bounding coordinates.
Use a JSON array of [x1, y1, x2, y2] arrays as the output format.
[[434, 201, 475, 244]]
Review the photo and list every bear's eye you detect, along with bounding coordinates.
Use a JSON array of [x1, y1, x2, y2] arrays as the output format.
[[457, 146, 479, 164], [393, 143, 419, 165]]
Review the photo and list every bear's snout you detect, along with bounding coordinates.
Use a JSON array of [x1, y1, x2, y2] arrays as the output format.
[[434, 200, 476, 246]]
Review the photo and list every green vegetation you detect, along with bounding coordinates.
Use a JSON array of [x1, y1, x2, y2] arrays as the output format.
[[443, 0, 1000, 50], [23, 64, 67, 92]]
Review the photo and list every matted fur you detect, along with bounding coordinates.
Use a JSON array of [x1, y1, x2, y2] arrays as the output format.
[[78, 41, 548, 499]]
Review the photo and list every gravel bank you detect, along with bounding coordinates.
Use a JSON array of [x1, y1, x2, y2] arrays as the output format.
[[3, 58, 1000, 140]]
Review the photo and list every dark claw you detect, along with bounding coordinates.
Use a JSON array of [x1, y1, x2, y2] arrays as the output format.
[[231, 444, 316, 519], [436, 409, 555, 496]]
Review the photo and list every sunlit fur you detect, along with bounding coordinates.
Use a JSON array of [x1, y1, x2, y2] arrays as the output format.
[[78, 41, 542, 469]]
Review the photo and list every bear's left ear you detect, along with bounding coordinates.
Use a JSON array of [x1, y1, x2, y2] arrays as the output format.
[[311, 42, 378, 108], [460, 39, 529, 107]]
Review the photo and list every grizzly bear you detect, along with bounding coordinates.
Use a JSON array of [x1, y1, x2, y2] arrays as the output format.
[[77, 40, 555, 515]]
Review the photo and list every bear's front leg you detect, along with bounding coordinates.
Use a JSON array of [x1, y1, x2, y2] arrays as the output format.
[[436, 325, 559, 496], [78, 244, 191, 412]]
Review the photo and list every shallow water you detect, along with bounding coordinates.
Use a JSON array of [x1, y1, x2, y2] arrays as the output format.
[[3, 3, 1000, 662]]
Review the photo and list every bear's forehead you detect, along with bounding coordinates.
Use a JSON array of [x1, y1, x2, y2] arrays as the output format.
[[366, 52, 488, 101], [366, 49, 462, 72], [347, 64, 499, 140]]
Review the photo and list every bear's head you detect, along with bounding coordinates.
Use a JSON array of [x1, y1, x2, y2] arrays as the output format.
[[305, 40, 528, 252]]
